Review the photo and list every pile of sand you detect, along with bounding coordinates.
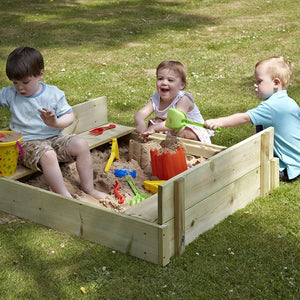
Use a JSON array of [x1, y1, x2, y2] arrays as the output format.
[[26, 137, 205, 212], [0, 131, 22, 143]]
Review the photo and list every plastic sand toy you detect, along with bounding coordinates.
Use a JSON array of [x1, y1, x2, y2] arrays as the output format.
[[114, 168, 136, 178], [165, 108, 221, 132], [150, 147, 187, 180], [89, 124, 116, 135], [112, 180, 125, 204], [144, 180, 165, 193], [125, 175, 150, 206], [105, 138, 119, 172], [0, 131, 23, 177]]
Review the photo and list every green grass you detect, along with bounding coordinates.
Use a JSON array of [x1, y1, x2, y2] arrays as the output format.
[[0, 0, 299, 299]]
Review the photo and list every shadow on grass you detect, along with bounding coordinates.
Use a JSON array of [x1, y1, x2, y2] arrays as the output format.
[[0, 216, 154, 298], [0, 0, 217, 56], [0, 186, 299, 299]]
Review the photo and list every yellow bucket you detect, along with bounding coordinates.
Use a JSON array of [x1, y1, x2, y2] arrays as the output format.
[[0, 131, 23, 177]]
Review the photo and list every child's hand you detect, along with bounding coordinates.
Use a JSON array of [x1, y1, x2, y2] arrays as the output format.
[[140, 127, 156, 138], [135, 124, 147, 135], [204, 119, 220, 130], [38, 108, 57, 127]]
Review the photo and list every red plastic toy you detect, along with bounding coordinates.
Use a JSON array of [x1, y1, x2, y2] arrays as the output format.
[[150, 147, 187, 180], [89, 124, 116, 135], [112, 180, 125, 204]]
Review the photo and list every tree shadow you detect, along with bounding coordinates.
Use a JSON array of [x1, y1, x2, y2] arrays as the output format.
[[0, 0, 217, 55]]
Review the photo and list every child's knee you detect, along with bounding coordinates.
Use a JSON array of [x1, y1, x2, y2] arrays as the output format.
[[179, 128, 198, 140], [68, 136, 89, 155], [40, 149, 58, 165]]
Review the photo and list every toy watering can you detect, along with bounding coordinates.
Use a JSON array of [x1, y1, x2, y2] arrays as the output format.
[[165, 108, 221, 132]]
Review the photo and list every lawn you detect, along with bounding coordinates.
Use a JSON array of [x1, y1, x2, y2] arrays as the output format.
[[0, 0, 299, 299]]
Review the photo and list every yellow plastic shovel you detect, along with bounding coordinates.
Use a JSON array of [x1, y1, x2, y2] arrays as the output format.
[[104, 138, 119, 172]]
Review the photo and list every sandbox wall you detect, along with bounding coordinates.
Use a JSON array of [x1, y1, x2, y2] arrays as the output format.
[[142, 127, 278, 263], [0, 178, 168, 264]]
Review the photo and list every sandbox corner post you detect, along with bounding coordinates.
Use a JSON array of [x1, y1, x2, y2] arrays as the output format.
[[158, 224, 171, 266], [270, 157, 280, 189], [260, 127, 274, 196], [174, 177, 185, 255]]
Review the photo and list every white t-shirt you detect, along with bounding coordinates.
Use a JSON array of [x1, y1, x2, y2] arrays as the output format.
[[151, 90, 205, 123]]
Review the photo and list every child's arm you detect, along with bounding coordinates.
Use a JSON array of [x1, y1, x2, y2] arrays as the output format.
[[134, 100, 154, 134], [205, 113, 251, 130], [38, 108, 74, 129], [175, 95, 194, 114], [142, 120, 169, 136], [140, 96, 195, 137]]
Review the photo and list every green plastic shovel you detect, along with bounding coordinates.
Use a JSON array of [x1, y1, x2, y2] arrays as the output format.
[[165, 108, 221, 132], [125, 175, 150, 206]]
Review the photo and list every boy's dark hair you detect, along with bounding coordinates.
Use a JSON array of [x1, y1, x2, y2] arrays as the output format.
[[6, 47, 44, 80]]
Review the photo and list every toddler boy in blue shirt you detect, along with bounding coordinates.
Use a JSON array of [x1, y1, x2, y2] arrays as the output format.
[[205, 56, 300, 181]]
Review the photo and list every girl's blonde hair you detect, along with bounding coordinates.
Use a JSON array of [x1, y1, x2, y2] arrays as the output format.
[[255, 56, 293, 89], [156, 60, 187, 86]]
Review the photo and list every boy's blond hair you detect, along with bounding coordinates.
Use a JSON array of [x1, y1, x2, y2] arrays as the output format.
[[156, 60, 187, 87], [255, 56, 293, 89]]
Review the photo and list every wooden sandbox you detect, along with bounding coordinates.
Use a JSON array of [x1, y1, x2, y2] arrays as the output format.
[[0, 96, 279, 266]]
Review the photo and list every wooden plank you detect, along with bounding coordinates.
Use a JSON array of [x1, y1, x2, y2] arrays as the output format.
[[173, 178, 185, 255], [260, 128, 273, 196], [124, 194, 158, 223], [161, 169, 261, 261], [160, 167, 261, 261], [184, 167, 261, 245], [6, 164, 38, 180], [270, 157, 279, 189], [159, 218, 174, 265], [63, 96, 108, 135], [77, 123, 134, 150], [158, 131, 262, 224], [0, 178, 165, 265], [149, 133, 226, 158]]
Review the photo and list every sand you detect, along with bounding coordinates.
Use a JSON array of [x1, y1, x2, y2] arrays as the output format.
[[0, 131, 22, 143], [25, 137, 206, 213]]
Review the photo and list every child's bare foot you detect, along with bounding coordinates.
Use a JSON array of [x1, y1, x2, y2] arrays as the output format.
[[85, 189, 108, 200]]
